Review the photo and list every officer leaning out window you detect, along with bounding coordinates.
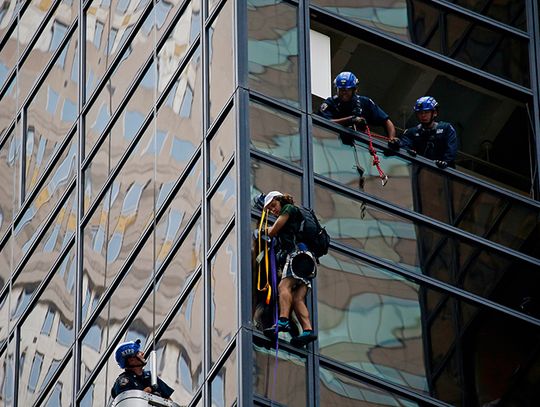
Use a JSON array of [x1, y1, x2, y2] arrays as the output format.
[[111, 339, 174, 400], [400, 96, 458, 169], [317, 71, 398, 148]]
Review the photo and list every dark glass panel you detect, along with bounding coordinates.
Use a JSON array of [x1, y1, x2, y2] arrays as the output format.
[[319, 364, 420, 406], [208, 0, 234, 124], [210, 228, 237, 363], [310, 0, 529, 86], [209, 106, 235, 187], [316, 248, 540, 404], [209, 166, 235, 246], [253, 339, 307, 406], [250, 157, 302, 207], [210, 348, 237, 407], [451, 0, 526, 30], [1, 344, 15, 404], [314, 184, 540, 313], [248, 0, 299, 107], [249, 100, 301, 165]]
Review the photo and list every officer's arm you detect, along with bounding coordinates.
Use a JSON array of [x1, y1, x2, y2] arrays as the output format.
[[384, 118, 397, 141], [443, 126, 458, 163], [267, 213, 289, 237]]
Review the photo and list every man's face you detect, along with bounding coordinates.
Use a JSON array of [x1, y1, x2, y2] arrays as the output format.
[[337, 88, 354, 102], [126, 351, 146, 367], [416, 110, 437, 125]]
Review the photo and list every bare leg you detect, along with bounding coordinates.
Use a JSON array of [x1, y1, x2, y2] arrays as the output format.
[[278, 277, 295, 319], [292, 284, 312, 331]]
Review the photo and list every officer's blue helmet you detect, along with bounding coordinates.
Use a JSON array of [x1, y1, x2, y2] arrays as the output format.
[[334, 72, 358, 89], [115, 339, 141, 368], [414, 96, 439, 112]]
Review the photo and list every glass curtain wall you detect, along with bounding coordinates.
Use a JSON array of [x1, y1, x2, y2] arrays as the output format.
[[246, 0, 540, 406], [0, 0, 238, 406]]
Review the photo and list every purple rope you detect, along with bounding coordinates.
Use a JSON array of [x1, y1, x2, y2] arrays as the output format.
[[269, 239, 279, 401]]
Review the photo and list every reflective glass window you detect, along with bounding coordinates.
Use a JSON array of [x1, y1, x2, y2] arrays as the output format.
[[8, 193, 76, 331], [209, 106, 235, 187], [314, 183, 540, 313], [310, 1, 529, 86], [0, 77, 17, 139], [319, 364, 419, 406], [25, 56, 78, 196], [209, 166, 235, 246], [248, 0, 299, 107], [81, 156, 201, 328], [210, 228, 237, 364], [317, 248, 540, 405], [85, 47, 202, 210], [250, 157, 302, 207], [0, 130, 15, 241], [253, 339, 307, 406], [249, 100, 301, 165], [208, 0, 234, 124], [210, 349, 237, 407], [41, 361, 72, 407]]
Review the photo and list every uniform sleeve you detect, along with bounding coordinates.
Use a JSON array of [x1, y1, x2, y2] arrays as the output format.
[[362, 97, 389, 125], [157, 377, 174, 398], [111, 375, 135, 398], [443, 124, 458, 163], [318, 98, 335, 119], [400, 128, 415, 150]]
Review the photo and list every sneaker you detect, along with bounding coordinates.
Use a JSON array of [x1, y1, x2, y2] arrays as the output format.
[[263, 320, 290, 338], [290, 330, 317, 347]]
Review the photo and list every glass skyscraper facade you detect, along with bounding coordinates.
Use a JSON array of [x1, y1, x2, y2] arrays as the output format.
[[0, 0, 539, 406]]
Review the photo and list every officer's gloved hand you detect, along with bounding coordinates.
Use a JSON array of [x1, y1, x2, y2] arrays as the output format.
[[339, 132, 355, 146], [407, 149, 417, 157], [435, 160, 448, 169], [352, 116, 367, 131]]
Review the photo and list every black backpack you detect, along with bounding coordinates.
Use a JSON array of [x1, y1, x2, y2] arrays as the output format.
[[297, 207, 331, 258]]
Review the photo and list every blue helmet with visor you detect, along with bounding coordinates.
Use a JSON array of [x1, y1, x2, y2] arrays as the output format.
[[414, 96, 439, 112], [115, 339, 142, 368], [334, 72, 358, 89]]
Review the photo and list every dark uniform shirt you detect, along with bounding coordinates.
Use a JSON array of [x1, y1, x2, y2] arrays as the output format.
[[111, 370, 174, 399], [400, 122, 458, 166], [318, 94, 390, 126]]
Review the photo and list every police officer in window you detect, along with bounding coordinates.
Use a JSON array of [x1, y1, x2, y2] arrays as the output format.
[[318, 71, 398, 147], [111, 339, 174, 400], [401, 96, 458, 168]]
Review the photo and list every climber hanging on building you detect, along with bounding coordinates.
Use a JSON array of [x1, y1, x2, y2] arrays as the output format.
[[255, 191, 329, 347]]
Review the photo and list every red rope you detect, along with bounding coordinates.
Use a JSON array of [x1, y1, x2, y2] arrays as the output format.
[[365, 125, 388, 185]]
